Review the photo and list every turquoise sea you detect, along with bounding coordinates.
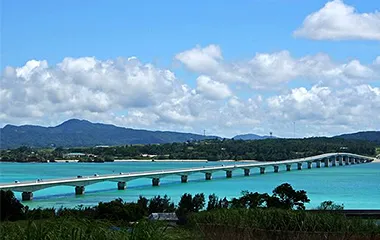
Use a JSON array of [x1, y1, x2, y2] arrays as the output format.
[[0, 161, 379, 209]]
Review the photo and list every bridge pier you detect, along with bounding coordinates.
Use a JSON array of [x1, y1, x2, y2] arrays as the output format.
[[75, 186, 85, 195], [181, 175, 188, 183], [22, 192, 33, 201], [205, 172, 212, 180], [344, 156, 349, 165], [297, 163, 302, 170], [260, 167, 265, 174], [152, 178, 160, 186], [273, 165, 279, 173], [307, 162, 312, 169], [117, 181, 126, 190], [324, 158, 329, 167], [338, 156, 343, 166], [226, 170, 232, 178], [286, 164, 291, 171], [244, 169, 250, 176], [331, 157, 336, 167], [316, 160, 321, 168]]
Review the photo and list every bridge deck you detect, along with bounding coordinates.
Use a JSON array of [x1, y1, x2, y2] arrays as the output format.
[[0, 152, 373, 194]]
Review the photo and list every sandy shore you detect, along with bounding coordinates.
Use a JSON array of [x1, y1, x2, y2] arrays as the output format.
[[114, 159, 258, 162], [54, 159, 79, 163]]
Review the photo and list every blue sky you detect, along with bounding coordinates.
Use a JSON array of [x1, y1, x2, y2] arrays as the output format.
[[1, 0, 380, 137]]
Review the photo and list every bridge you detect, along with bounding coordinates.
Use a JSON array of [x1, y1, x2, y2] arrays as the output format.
[[0, 153, 374, 201]]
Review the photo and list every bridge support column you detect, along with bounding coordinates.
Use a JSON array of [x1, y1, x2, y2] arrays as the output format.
[[338, 156, 343, 166], [75, 186, 85, 195], [344, 156, 349, 165], [244, 169, 250, 176], [181, 175, 188, 183], [273, 165, 279, 173], [286, 164, 291, 171], [331, 157, 336, 167], [22, 192, 33, 201], [226, 170, 232, 178], [324, 158, 329, 167], [260, 167, 265, 174], [349, 157, 354, 164], [361, 159, 365, 163], [307, 162, 312, 169], [316, 160, 321, 168], [152, 178, 160, 186], [297, 163, 302, 170], [205, 172, 212, 180], [117, 181, 126, 190]]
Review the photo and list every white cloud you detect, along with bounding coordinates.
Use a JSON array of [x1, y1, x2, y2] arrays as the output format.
[[176, 45, 379, 89], [175, 44, 222, 73], [267, 84, 380, 134], [294, 0, 380, 40], [196, 75, 232, 100], [1, 49, 380, 138]]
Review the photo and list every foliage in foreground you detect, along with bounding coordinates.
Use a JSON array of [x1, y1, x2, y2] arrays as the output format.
[[189, 208, 380, 239], [0, 218, 177, 240]]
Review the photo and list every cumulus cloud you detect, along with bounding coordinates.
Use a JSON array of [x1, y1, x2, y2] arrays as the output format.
[[294, 0, 380, 40], [176, 45, 379, 89], [196, 75, 232, 100], [175, 44, 222, 73], [267, 84, 380, 132], [1, 48, 380, 137]]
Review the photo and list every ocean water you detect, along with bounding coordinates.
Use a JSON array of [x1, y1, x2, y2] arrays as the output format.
[[0, 161, 379, 209]]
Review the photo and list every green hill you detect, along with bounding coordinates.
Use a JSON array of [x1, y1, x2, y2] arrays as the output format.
[[0, 119, 216, 149]]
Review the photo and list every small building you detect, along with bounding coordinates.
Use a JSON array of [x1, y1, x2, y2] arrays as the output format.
[[148, 213, 178, 225], [63, 153, 86, 158]]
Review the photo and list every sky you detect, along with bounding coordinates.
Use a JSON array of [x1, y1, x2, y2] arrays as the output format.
[[1, 0, 380, 138]]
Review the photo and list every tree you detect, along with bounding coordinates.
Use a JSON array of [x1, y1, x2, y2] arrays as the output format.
[[317, 201, 344, 211], [176, 193, 205, 220], [207, 194, 219, 211], [268, 183, 310, 210], [148, 195, 175, 213], [0, 190, 26, 221]]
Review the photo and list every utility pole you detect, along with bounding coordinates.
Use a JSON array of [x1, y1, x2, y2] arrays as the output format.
[[203, 130, 206, 137]]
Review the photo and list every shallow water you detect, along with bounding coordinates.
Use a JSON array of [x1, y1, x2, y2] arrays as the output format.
[[0, 161, 379, 209]]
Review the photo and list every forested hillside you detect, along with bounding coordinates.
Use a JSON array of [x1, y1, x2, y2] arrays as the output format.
[[335, 131, 380, 144], [0, 119, 216, 149], [1, 137, 376, 162]]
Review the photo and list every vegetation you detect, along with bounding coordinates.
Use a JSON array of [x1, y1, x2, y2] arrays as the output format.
[[0, 119, 213, 149], [190, 208, 380, 240], [0, 218, 178, 240], [335, 131, 380, 144], [1, 137, 377, 162], [1, 184, 379, 240]]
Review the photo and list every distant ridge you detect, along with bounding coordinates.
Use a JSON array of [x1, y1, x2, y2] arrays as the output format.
[[334, 131, 380, 144], [233, 133, 276, 140], [0, 119, 218, 149]]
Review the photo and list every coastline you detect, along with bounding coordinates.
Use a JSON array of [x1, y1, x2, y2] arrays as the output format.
[[113, 159, 258, 162]]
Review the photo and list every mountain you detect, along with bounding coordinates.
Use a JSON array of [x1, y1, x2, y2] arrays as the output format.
[[233, 133, 276, 140], [334, 131, 380, 144], [0, 119, 218, 149]]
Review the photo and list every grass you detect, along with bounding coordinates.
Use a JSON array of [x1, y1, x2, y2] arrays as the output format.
[[189, 208, 380, 240], [0, 218, 188, 240], [2, 209, 380, 240]]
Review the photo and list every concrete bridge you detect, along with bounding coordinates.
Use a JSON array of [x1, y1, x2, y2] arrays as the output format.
[[0, 153, 374, 201]]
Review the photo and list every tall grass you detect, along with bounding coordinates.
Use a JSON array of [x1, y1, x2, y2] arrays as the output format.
[[0, 218, 174, 240], [189, 208, 380, 240]]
